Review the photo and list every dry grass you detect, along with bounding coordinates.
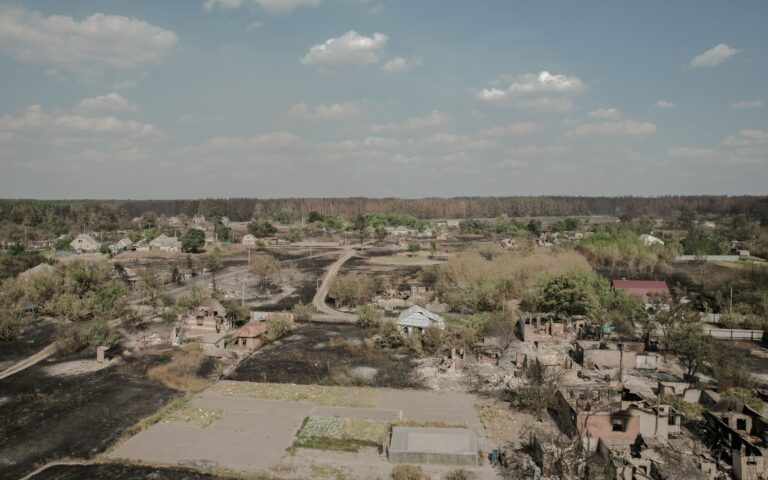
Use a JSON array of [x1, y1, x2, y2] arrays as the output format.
[[146, 344, 210, 392], [210, 380, 379, 408], [368, 253, 442, 266], [167, 404, 223, 427], [293, 416, 389, 452]]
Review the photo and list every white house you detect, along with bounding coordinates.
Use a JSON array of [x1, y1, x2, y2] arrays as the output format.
[[639, 234, 664, 247], [242, 234, 257, 246], [70, 234, 99, 253], [397, 305, 445, 334], [150, 234, 181, 252]]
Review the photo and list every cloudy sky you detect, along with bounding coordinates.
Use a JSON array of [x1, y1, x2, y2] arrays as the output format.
[[0, 0, 766, 198]]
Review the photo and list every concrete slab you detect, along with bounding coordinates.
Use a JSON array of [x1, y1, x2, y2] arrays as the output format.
[[389, 426, 478, 466]]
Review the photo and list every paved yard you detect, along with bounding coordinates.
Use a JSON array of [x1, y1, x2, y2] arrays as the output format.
[[108, 381, 499, 479]]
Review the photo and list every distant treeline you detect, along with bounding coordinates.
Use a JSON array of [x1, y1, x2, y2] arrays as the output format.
[[0, 196, 766, 239]]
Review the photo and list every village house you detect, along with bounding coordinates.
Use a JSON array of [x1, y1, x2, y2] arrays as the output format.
[[242, 234, 257, 246], [168, 216, 184, 228], [232, 321, 268, 349], [554, 384, 681, 450], [108, 238, 134, 255], [70, 234, 99, 253], [149, 234, 181, 252], [611, 279, 670, 308], [397, 305, 445, 334], [181, 298, 231, 335]]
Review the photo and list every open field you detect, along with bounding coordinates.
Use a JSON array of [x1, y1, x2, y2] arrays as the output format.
[[228, 324, 420, 388], [107, 381, 495, 479]]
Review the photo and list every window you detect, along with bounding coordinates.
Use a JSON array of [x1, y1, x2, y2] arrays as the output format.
[[737, 418, 747, 431], [196, 316, 204, 326], [612, 420, 624, 432]]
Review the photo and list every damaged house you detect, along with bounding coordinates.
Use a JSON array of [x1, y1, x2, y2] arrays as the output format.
[[704, 398, 768, 480]]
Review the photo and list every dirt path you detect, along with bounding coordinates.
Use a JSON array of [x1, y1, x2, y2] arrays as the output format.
[[311, 248, 358, 323], [0, 343, 59, 381]]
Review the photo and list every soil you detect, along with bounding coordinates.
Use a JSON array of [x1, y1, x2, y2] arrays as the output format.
[[0, 319, 57, 370], [28, 463, 239, 480], [0, 350, 181, 480], [228, 324, 421, 388], [261, 255, 336, 311]]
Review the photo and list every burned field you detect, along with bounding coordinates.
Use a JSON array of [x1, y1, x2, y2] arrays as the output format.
[[28, 463, 240, 480], [0, 353, 180, 480], [0, 318, 56, 370], [229, 324, 421, 388]]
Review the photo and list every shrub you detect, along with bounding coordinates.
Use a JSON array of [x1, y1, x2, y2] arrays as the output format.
[[292, 303, 316, 322], [57, 320, 116, 355], [378, 321, 404, 349], [264, 316, 292, 342], [661, 395, 704, 417], [0, 310, 21, 341], [422, 324, 445, 354], [357, 304, 383, 328], [724, 388, 763, 412], [444, 470, 478, 480], [391, 465, 428, 480], [329, 274, 381, 308]]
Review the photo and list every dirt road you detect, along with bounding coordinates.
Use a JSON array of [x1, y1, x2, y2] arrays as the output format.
[[311, 248, 358, 323], [0, 343, 59, 381]]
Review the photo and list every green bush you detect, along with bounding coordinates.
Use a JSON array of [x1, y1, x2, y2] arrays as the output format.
[[357, 304, 383, 328], [0, 310, 21, 341], [263, 317, 292, 342], [57, 320, 116, 355], [377, 321, 404, 349]]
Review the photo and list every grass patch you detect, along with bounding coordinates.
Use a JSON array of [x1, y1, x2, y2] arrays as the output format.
[[147, 344, 211, 392], [293, 416, 389, 453], [309, 463, 348, 480], [211, 381, 378, 408]]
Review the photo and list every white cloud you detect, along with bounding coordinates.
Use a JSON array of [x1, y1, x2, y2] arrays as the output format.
[[422, 133, 497, 150], [567, 119, 656, 137], [507, 145, 572, 156], [112, 80, 137, 90], [77, 93, 136, 113], [476, 71, 584, 111], [370, 110, 449, 132], [666, 147, 718, 158], [179, 132, 301, 157], [0, 7, 178, 73], [654, 100, 678, 110], [480, 122, 540, 137], [292, 102, 360, 121], [730, 100, 764, 110], [588, 108, 619, 119], [369, 3, 386, 14], [0, 104, 160, 138], [246, 21, 263, 30], [690, 43, 739, 68], [203, 0, 320, 14], [382, 56, 422, 72], [723, 129, 768, 147], [301, 31, 388, 68]]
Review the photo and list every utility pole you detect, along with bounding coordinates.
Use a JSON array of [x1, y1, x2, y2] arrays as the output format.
[[730, 287, 734, 317], [241, 282, 245, 308]]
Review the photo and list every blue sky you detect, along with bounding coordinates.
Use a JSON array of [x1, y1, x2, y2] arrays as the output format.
[[0, 0, 766, 198]]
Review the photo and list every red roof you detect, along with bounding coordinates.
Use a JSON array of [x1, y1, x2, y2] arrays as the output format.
[[611, 280, 669, 303]]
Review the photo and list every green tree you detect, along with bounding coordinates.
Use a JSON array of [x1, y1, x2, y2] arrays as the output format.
[[526, 219, 543, 236], [203, 247, 224, 292], [287, 227, 304, 243], [353, 214, 369, 246], [529, 271, 605, 317], [408, 243, 421, 253], [182, 229, 206, 253], [374, 227, 387, 242], [138, 266, 163, 314], [356, 304, 383, 328], [247, 219, 277, 238], [250, 255, 281, 289]]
